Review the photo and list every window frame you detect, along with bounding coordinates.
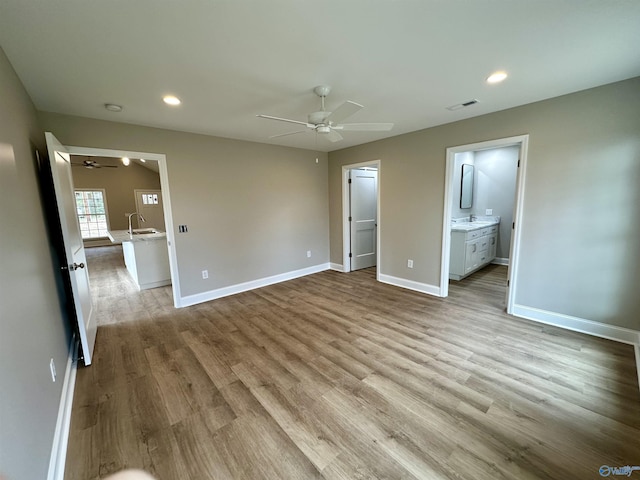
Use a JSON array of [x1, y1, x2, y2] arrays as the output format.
[[74, 188, 111, 240]]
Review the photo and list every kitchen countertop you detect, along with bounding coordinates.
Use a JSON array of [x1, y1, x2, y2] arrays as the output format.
[[107, 229, 167, 244]]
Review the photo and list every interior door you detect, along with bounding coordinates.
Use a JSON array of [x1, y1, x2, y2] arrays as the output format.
[[45, 132, 96, 365], [350, 168, 378, 271], [134, 189, 165, 231]]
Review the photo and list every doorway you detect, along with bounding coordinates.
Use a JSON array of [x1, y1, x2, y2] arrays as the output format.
[[65, 145, 181, 308], [440, 135, 529, 314], [342, 160, 381, 275]]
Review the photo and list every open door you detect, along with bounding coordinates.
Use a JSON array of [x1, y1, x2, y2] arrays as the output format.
[[45, 132, 96, 365], [350, 168, 378, 271]]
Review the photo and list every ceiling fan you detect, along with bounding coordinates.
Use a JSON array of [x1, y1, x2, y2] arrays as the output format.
[[257, 85, 393, 143], [72, 157, 118, 169]]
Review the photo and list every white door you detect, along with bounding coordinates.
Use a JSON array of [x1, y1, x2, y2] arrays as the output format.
[[350, 168, 378, 271], [45, 133, 96, 365], [134, 189, 165, 231]]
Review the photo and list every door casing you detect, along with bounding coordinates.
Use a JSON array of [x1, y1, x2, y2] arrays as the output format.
[[440, 134, 529, 314], [341, 160, 381, 276]]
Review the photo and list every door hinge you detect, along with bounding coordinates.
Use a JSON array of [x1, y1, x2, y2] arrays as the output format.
[[507, 280, 510, 287], [348, 216, 352, 222], [348, 178, 352, 184], [349, 252, 353, 258], [512, 222, 515, 229], [517, 159, 520, 168]]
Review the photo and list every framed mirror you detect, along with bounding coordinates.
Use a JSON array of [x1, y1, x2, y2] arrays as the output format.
[[460, 164, 474, 209]]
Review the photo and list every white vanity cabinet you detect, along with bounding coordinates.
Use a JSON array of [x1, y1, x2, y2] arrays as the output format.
[[450, 224, 499, 280]]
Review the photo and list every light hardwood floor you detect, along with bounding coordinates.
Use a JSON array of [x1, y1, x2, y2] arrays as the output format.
[[65, 246, 640, 479]]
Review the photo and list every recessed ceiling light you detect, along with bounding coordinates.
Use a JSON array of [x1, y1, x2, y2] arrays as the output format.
[[104, 103, 123, 112], [487, 71, 508, 84], [139, 158, 146, 163], [122, 157, 130, 166], [163, 95, 181, 106]]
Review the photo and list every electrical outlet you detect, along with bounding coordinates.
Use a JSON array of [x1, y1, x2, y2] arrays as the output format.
[[307, 250, 311, 258], [486, 209, 493, 215], [407, 259, 414, 268], [50, 358, 56, 382], [202, 270, 208, 279]]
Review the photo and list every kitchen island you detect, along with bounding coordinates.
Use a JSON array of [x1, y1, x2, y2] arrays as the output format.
[[107, 229, 171, 290]]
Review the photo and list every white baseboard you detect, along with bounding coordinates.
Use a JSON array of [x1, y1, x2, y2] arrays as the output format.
[[511, 304, 640, 346], [330, 263, 344, 272], [178, 263, 331, 307], [492, 257, 509, 266], [512, 305, 640, 393], [47, 338, 78, 480], [635, 344, 640, 392], [378, 273, 441, 297]]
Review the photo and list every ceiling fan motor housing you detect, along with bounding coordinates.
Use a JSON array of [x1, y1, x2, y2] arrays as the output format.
[[316, 125, 331, 134]]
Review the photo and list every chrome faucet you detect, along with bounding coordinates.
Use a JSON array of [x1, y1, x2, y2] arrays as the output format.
[[128, 212, 146, 236]]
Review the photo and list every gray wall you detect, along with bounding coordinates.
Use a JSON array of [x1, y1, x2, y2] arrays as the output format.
[[0, 47, 71, 480], [329, 77, 640, 331], [38, 112, 330, 298], [473, 146, 519, 260], [71, 156, 161, 231]]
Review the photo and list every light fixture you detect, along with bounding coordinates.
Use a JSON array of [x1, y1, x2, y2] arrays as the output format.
[[122, 157, 130, 166], [487, 71, 508, 84], [104, 103, 123, 112], [139, 158, 146, 163], [163, 95, 181, 106]]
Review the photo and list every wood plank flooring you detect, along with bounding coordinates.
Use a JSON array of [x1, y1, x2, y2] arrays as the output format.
[[65, 246, 640, 479]]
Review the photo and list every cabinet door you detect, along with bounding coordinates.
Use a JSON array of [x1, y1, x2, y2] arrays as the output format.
[[488, 234, 497, 261], [464, 240, 479, 274]]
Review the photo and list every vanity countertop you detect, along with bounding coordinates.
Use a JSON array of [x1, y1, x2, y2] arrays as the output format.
[[107, 229, 167, 244], [451, 216, 500, 232]]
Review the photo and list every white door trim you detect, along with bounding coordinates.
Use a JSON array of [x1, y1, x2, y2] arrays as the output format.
[[440, 134, 529, 314], [65, 145, 181, 308], [342, 160, 381, 279]]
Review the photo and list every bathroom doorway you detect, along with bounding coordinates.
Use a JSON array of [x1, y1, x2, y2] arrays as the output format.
[[440, 135, 529, 314]]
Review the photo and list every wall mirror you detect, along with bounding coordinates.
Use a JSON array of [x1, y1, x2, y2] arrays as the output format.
[[460, 164, 474, 209]]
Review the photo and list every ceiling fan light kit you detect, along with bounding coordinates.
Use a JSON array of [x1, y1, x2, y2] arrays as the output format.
[[257, 85, 393, 143]]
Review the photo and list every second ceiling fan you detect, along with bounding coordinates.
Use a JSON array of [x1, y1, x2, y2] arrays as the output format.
[[257, 85, 393, 143]]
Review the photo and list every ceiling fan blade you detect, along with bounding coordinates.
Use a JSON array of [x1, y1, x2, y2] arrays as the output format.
[[335, 122, 394, 131], [98, 165, 118, 168], [269, 130, 308, 139], [257, 114, 313, 128], [325, 130, 344, 143], [326, 100, 363, 125]]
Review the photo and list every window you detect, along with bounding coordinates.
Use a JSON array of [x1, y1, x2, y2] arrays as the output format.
[[75, 189, 109, 239]]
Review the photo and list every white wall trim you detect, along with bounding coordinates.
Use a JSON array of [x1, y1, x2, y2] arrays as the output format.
[[378, 273, 441, 297], [491, 257, 510, 266], [330, 263, 344, 271], [512, 304, 640, 346], [47, 338, 78, 480], [635, 344, 640, 394], [178, 263, 331, 307]]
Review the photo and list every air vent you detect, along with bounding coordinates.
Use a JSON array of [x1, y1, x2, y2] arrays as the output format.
[[446, 99, 479, 111]]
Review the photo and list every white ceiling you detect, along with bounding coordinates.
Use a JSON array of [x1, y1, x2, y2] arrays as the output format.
[[1, 1, 639, 152]]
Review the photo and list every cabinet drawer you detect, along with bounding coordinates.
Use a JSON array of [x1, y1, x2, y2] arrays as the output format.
[[466, 230, 481, 240], [478, 238, 489, 252]]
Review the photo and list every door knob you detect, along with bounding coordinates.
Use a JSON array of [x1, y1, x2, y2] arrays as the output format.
[[72, 262, 85, 270]]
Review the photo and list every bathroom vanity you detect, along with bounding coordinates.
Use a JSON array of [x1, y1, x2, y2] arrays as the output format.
[[107, 229, 171, 290], [449, 218, 500, 280]]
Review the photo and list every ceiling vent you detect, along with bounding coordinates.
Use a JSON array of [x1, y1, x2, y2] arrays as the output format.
[[446, 99, 479, 111]]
